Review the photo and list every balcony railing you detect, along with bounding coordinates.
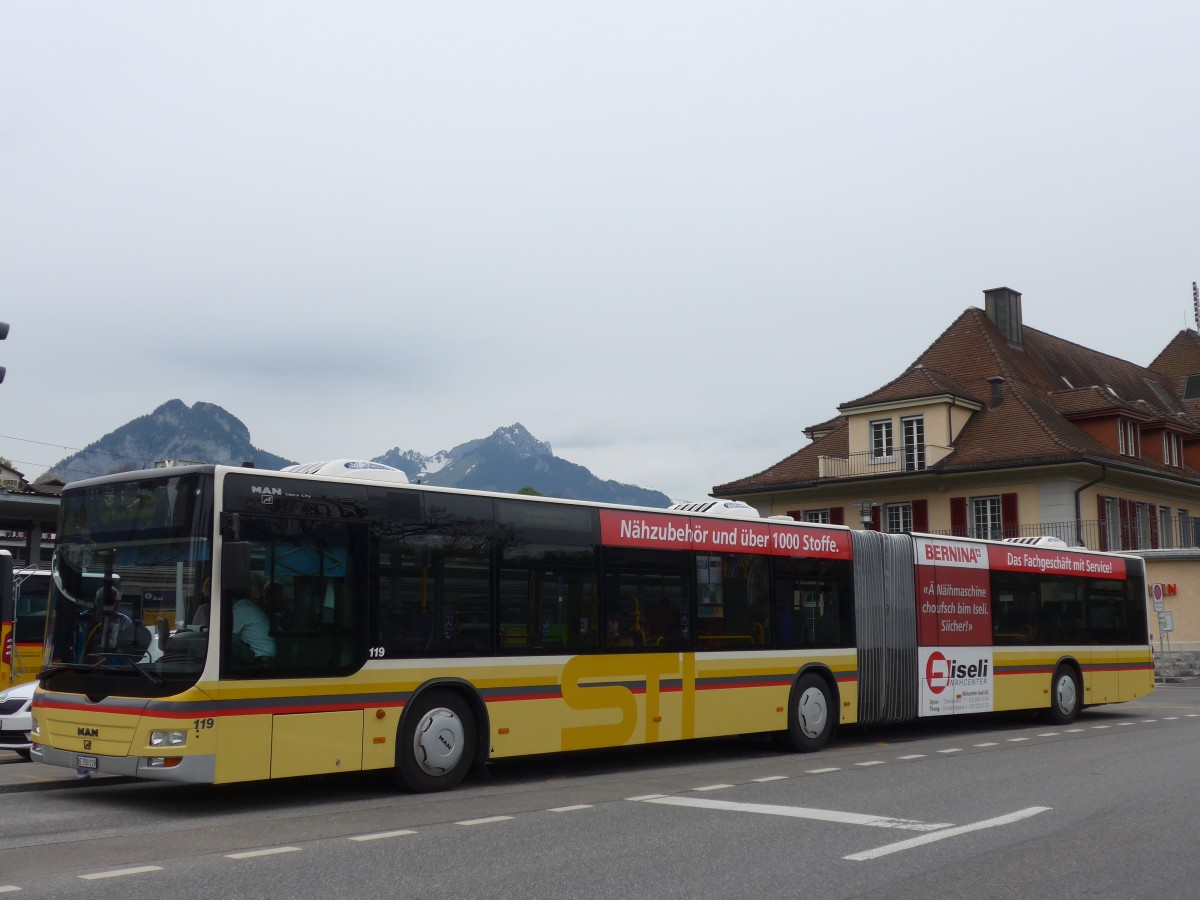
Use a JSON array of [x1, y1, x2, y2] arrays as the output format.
[[926, 519, 1200, 553], [819, 445, 952, 478]]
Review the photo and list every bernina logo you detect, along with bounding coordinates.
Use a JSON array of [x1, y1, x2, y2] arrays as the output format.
[[78, 727, 99, 737]]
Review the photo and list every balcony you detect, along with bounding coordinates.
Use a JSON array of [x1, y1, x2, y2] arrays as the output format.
[[928, 518, 1200, 553], [819, 445, 952, 478]]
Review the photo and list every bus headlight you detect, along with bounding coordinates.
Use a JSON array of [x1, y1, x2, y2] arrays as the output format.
[[149, 730, 187, 747]]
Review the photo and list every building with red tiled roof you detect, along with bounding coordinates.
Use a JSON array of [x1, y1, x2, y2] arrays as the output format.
[[714, 287, 1200, 658]]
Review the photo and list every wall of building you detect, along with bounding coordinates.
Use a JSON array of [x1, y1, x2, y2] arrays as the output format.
[[845, 399, 972, 463]]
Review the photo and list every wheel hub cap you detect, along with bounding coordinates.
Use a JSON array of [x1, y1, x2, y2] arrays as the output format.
[[413, 707, 465, 776]]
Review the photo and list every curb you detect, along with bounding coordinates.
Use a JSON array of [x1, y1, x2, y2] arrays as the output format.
[[0, 776, 136, 795]]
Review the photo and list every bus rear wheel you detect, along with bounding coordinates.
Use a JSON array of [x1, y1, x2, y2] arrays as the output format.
[[393, 689, 476, 792], [1047, 665, 1081, 725], [778, 672, 834, 752]]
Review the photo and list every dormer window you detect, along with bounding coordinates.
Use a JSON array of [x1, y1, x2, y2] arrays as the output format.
[[1118, 418, 1139, 458], [1163, 431, 1182, 467], [870, 420, 894, 462]]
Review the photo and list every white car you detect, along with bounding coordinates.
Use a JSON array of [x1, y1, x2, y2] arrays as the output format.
[[0, 680, 35, 760]]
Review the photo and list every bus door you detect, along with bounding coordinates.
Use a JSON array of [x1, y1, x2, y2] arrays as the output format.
[[219, 514, 368, 780]]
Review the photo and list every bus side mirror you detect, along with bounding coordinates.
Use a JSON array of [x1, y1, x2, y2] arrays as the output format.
[[222, 542, 252, 595]]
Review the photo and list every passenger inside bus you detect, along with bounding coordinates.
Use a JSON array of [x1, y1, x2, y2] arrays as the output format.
[[231, 596, 276, 665], [260, 581, 292, 635], [606, 611, 641, 648], [79, 586, 149, 662], [192, 578, 212, 629]]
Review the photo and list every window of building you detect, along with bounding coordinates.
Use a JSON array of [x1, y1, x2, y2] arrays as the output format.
[[1103, 497, 1121, 550], [1181, 509, 1194, 549], [1118, 419, 1139, 457], [971, 496, 1002, 540], [1134, 502, 1150, 549], [885, 502, 912, 533], [1159, 505, 1174, 549], [870, 420, 893, 462], [1163, 432, 1182, 467], [901, 415, 926, 471], [804, 509, 831, 524]]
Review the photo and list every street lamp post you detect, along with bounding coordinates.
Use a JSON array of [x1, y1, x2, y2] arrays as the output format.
[[857, 500, 877, 531]]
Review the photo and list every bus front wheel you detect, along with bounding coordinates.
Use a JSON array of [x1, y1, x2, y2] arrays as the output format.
[[779, 673, 834, 752], [393, 689, 476, 792], [1047, 665, 1081, 725]]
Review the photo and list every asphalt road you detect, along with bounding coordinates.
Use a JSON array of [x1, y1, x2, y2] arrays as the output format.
[[2, 681, 1198, 899]]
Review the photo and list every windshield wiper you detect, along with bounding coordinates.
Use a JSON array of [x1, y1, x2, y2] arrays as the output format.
[[110, 654, 164, 686], [37, 662, 92, 680], [38, 656, 163, 687]]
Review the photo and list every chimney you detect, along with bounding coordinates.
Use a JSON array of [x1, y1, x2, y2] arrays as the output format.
[[988, 376, 1005, 407], [984, 287, 1023, 345]]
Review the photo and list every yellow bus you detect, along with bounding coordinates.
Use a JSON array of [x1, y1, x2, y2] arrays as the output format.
[[1, 553, 51, 688], [31, 461, 1153, 791]]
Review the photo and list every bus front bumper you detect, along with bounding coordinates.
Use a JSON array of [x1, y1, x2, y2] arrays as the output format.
[[32, 743, 217, 783]]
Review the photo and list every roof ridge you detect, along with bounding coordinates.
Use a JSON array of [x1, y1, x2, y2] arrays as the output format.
[[1022, 319, 1159, 375], [966, 307, 1016, 381]]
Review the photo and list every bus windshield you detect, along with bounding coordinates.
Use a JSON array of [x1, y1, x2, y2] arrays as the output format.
[[41, 472, 214, 698]]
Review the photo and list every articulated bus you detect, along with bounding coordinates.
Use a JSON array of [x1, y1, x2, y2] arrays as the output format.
[[31, 461, 1153, 791], [1, 553, 51, 687]]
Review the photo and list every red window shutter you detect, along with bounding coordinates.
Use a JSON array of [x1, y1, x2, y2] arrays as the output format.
[[1119, 498, 1132, 550], [1149, 504, 1160, 549], [830, 507, 844, 526], [1097, 495, 1109, 551], [871, 506, 881, 531], [950, 497, 967, 536], [786, 509, 803, 520], [1001, 493, 1019, 539], [912, 499, 928, 532]]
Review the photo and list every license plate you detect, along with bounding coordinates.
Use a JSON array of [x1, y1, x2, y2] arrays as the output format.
[[76, 755, 98, 770]]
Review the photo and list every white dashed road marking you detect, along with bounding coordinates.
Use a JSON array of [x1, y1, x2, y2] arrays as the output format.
[[349, 829, 417, 842], [456, 816, 513, 826], [79, 865, 165, 880], [227, 848, 301, 859]]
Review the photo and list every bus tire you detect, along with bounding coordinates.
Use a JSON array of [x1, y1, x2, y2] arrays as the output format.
[[779, 672, 834, 753], [1047, 665, 1081, 725], [393, 688, 476, 793]]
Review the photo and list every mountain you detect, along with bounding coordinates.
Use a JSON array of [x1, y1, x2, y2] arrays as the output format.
[[50, 400, 296, 482], [48, 403, 672, 507], [375, 423, 670, 507]]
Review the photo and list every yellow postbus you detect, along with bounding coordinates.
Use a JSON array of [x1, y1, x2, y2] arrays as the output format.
[[31, 461, 1153, 791], [1, 553, 51, 688]]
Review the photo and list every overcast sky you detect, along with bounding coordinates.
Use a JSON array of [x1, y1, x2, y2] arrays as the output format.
[[3, 2, 1199, 502]]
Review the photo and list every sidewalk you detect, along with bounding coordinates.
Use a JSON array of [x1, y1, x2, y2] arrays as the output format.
[[0, 753, 128, 793]]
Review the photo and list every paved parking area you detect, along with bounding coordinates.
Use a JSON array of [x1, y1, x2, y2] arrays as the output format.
[[0, 753, 124, 792]]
